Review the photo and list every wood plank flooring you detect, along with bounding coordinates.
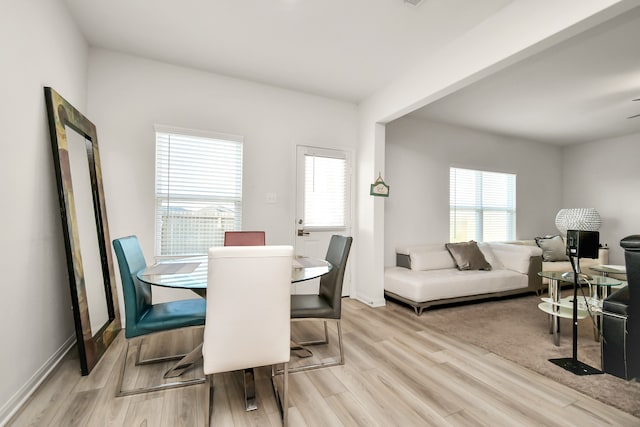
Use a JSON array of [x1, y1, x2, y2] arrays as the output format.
[[8, 298, 640, 426]]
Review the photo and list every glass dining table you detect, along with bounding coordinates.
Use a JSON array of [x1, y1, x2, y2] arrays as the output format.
[[138, 255, 332, 297], [136, 254, 332, 411]]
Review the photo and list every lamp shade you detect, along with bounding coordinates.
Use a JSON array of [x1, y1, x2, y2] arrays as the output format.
[[555, 208, 601, 236]]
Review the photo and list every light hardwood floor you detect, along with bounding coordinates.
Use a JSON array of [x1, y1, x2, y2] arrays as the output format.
[[8, 298, 640, 426]]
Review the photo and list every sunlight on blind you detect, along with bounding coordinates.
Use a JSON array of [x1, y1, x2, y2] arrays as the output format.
[[304, 155, 346, 228], [450, 167, 515, 242], [155, 131, 243, 256]]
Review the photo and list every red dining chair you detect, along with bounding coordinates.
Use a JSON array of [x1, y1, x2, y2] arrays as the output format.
[[224, 231, 266, 246]]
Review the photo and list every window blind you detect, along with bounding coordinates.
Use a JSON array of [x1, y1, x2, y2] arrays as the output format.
[[304, 154, 347, 228], [155, 129, 243, 257], [450, 167, 516, 242]]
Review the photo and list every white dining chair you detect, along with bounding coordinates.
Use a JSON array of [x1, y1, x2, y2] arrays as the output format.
[[202, 245, 293, 426]]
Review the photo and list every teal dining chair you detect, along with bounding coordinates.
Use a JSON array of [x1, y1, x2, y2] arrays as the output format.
[[112, 235, 207, 397]]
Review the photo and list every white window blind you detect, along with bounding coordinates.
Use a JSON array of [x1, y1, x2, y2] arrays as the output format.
[[155, 128, 243, 257], [450, 167, 516, 242], [304, 154, 347, 229]]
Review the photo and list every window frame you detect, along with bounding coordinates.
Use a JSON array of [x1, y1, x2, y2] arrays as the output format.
[[296, 146, 351, 232], [154, 125, 244, 258], [449, 166, 516, 243]]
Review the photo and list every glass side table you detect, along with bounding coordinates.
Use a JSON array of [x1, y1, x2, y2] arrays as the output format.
[[588, 264, 626, 298], [537, 271, 621, 346]]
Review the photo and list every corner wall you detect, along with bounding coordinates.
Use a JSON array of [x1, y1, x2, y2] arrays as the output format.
[[0, 0, 88, 421], [562, 132, 640, 264], [385, 117, 563, 265]]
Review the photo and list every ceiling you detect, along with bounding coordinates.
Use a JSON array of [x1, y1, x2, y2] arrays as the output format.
[[63, 0, 511, 102], [63, 1, 640, 145], [410, 7, 640, 145]]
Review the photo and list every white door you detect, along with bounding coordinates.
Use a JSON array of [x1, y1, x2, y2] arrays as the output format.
[[294, 146, 352, 295]]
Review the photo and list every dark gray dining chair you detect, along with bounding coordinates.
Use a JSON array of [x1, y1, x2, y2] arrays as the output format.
[[289, 234, 352, 372]]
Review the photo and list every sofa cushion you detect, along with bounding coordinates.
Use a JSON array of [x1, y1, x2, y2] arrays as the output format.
[[488, 242, 542, 274], [405, 244, 457, 271], [477, 243, 505, 270], [445, 241, 492, 271], [535, 235, 569, 262], [384, 266, 527, 303]]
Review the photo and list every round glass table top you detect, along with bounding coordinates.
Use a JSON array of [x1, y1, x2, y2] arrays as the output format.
[[137, 255, 332, 290], [588, 264, 627, 275], [538, 271, 622, 286]]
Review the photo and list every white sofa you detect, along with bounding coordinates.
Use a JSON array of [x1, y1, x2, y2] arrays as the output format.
[[505, 239, 609, 284], [384, 242, 543, 315]]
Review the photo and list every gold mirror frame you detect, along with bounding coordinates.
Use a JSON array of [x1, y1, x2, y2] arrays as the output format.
[[44, 87, 121, 375]]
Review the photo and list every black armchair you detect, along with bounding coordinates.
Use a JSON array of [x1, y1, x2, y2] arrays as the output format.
[[601, 234, 640, 380]]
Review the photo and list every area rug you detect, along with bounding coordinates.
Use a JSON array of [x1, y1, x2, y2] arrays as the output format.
[[387, 292, 640, 418]]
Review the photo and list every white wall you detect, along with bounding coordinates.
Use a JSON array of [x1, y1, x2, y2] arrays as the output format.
[[87, 48, 358, 306], [384, 117, 564, 266], [562, 132, 640, 264], [1, 0, 634, 420], [0, 0, 88, 421]]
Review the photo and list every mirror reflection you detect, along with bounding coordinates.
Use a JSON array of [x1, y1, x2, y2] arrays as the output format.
[[66, 127, 109, 336]]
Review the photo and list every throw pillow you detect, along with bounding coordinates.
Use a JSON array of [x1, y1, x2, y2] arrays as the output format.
[[535, 235, 569, 262], [445, 241, 492, 271]]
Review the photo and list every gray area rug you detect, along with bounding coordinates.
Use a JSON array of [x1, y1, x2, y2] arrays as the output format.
[[387, 291, 640, 418]]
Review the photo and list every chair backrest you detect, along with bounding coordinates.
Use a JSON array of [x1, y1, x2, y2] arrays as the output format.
[[621, 234, 640, 378], [622, 235, 640, 308], [319, 235, 353, 319], [202, 245, 293, 374], [224, 231, 266, 246], [113, 235, 151, 338]]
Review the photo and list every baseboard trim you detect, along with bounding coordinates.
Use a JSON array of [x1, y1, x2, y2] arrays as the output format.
[[352, 294, 386, 308], [0, 335, 76, 426]]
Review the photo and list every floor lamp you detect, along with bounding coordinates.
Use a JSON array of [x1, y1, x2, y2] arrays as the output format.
[[549, 228, 602, 375]]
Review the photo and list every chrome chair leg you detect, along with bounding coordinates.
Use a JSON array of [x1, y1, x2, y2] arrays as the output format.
[[206, 374, 214, 427], [271, 363, 289, 426], [337, 320, 345, 365], [290, 320, 329, 358], [164, 343, 203, 378], [134, 336, 188, 366], [295, 321, 330, 346], [116, 340, 206, 397], [287, 320, 344, 373], [243, 368, 257, 411]]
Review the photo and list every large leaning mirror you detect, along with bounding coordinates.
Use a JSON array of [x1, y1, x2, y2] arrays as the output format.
[[44, 87, 121, 375]]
